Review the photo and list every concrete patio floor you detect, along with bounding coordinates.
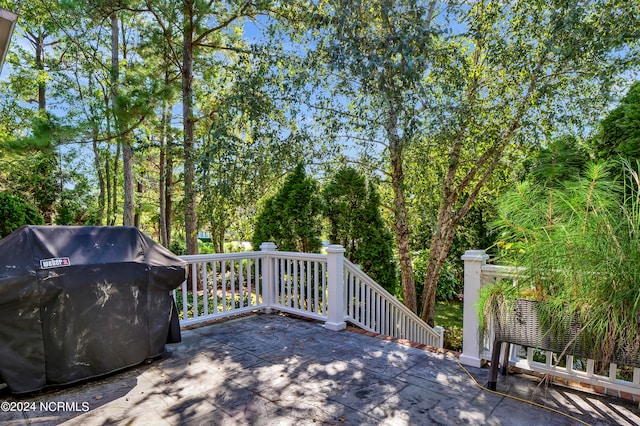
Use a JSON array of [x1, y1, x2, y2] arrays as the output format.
[[1, 313, 639, 425]]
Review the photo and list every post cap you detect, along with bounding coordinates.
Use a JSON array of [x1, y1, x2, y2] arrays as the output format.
[[461, 250, 489, 262], [259, 242, 277, 251], [326, 244, 346, 253]]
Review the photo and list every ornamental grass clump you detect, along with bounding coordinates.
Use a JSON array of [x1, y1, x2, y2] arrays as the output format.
[[480, 160, 640, 367]]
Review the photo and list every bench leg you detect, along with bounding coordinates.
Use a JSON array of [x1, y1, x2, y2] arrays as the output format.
[[501, 342, 510, 376], [487, 339, 502, 391]]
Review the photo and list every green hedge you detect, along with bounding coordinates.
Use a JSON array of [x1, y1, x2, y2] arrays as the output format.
[[0, 192, 44, 238]]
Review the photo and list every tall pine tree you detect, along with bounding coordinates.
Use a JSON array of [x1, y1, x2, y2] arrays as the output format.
[[324, 167, 397, 292], [252, 164, 322, 252]]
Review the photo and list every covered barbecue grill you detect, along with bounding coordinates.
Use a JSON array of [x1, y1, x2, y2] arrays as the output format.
[[0, 225, 185, 394]]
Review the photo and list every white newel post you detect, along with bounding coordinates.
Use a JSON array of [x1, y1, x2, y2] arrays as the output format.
[[325, 245, 346, 331], [434, 326, 445, 349], [459, 250, 489, 368], [260, 242, 277, 313]]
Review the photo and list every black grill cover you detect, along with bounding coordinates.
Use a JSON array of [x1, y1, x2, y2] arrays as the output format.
[[0, 226, 186, 394]]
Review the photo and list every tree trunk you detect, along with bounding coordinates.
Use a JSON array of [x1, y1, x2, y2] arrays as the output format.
[[35, 33, 46, 110], [123, 142, 134, 226], [387, 105, 417, 313], [165, 152, 174, 247], [217, 228, 225, 253], [34, 32, 56, 224], [391, 165, 417, 313], [108, 11, 123, 226], [91, 126, 105, 225], [111, 11, 134, 226], [182, 3, 198, 254], [134, 178, 143, 228], [159, 103, 169, 246], [112, 141, 120, 226], [419, 69, 536, 325], [421, 212, 456, 326], [105, 156, 113, 225]]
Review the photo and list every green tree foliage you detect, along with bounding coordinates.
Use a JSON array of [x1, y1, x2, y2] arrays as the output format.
[[17, 151, 59, 222], [488, 160, 640, 366], [252, 164, 322, 253], [0, 192, 44, 238], [323, 167, 397, 292], [316, 0, 436, 314], [196, 33, 310, 253], [55, 158, 96, 226], [0, 0, 322, 248], [0, 112, 88, 225], [1, 115, 62, 225], [523, 136, 590, 188], [146, 0, 280, 254], [595, 81, 640, 161], [312, 0, 640, 325]]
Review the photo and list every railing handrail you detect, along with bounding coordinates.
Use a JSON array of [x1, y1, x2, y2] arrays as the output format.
[[480, 264, 523, 278], [181, 250, 329, 263], [343, 259, 442, 343], [179, 251, 263, 262], [266, 250, 328, 262]]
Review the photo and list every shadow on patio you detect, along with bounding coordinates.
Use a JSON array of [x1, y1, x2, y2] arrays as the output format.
[[1, 313, 639, 425]]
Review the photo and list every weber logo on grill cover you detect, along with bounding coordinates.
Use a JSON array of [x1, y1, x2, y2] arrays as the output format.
[[40, 257, 71, 269]]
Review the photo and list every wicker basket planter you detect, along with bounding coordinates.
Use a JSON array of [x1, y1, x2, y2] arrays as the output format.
[[487, 298, 640, 390], [493, 298, 587, 357]]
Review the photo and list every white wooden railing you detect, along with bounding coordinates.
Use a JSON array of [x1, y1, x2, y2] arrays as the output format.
[[268, 250, 329, 322], [460, 250, 640, 397], [344, 259, 443, 347], [176, 243, 443, 348], [176, 251, 266, 327]]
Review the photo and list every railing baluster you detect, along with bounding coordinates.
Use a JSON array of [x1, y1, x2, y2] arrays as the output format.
[[363, 282, 368, 328], [237, 259, 242, 308], [306, 260, 311, 313], [586, 359, 595, 378], [181, 279, 188, 320], [366, 285, 372, 329], [355, 275, 360, 323], [313, 262, 320, 314], [202, 262, 209, 317], [609, 364, 618, 381], [361, 281, 367, 328], [191, 263, 198, 318], [213, 260, 218, 314], [393, 306, 398, 338], [246, 258, 251, 307], [294, 259, 299, 309], [221, 260, 227, 312], [293, 259, 299, 310], [322, 261, 327, 313], [376, 292, 381, 334], [381, 298, 386, 335], [231, 259, 236, 310], [286, 258, 291, 307], [350, 274, 355, 320], [299, 259, 304, 310], [255, 258, 260, 305], [279, 257, 285, 305]]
